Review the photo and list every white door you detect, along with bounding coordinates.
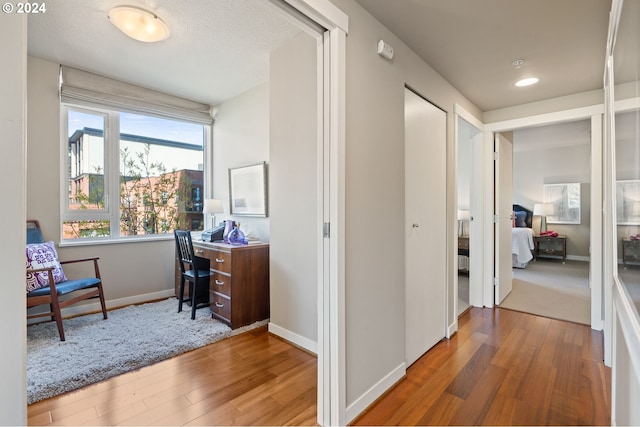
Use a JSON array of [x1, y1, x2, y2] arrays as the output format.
[[495, 133, 514, 304], [404, 87, 447, 367]]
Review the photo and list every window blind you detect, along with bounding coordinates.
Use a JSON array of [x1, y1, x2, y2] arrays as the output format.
[[60, 65, 213, 125]]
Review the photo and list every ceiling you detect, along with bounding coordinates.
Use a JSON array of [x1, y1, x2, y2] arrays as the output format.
[[355, 0, 612, 111], [27, 0, 301, 106], [27, 0, 617, 113]]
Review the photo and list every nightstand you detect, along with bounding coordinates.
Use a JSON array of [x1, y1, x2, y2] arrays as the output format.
[[622, 238, 640, 268], [533, 235, 567, 263]]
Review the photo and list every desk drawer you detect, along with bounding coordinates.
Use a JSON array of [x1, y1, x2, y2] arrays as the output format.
[[210, 293, 231, 322], [193, 246, 231, 273], [210, 271, 231, 297]]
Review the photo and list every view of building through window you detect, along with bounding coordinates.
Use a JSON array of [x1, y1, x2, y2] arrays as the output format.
[[64, 109, 205, 239]]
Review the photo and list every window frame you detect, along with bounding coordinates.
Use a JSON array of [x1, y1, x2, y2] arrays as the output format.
[[60, 103, 211, 245]]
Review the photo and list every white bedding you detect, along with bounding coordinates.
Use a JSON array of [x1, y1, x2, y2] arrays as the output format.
[[512, 227, 534, 268]]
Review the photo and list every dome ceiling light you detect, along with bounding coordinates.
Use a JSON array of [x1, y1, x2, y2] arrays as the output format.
[[108, 6, 170, 43]]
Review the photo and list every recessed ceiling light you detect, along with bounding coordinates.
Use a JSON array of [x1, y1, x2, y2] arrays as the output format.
[[515, 77, 539, 87], [108, 6, 170, 43]]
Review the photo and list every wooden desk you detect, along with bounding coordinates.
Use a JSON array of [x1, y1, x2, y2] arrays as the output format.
[[175, 241, 270, 329]]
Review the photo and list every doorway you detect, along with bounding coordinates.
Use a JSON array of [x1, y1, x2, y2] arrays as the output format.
[[489, 116, 601, 329]]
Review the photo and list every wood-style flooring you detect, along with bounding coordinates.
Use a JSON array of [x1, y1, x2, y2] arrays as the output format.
[[354, 307, 611, 426], [27, 326, 317, 426], [27, 307, 611, 426]]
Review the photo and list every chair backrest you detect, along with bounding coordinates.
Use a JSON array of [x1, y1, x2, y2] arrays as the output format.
[[27, 220, 45, 244], [174, 230, 195, 274]]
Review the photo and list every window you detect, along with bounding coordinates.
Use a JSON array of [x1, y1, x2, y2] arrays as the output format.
[[63, 106, 207, 241]]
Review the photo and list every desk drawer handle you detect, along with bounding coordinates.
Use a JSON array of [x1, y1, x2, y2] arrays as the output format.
[[215, 280, 224, 286], [215, 258, 225, 263], [195, 249, 204, 254], [215, 302, 224, 308]]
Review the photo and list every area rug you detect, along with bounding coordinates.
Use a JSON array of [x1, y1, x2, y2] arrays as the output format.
[[27, 298, 267, 405]]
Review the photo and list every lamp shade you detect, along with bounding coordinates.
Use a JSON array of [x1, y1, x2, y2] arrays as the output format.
[[533, 203, 554, 216], [108, 6, 170, 43], [203, 199, 223, 214], [457, 209, 470, 220]]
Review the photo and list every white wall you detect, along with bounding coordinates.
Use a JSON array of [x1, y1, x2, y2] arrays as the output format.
[[269, 32, 319, 349], [513, 120, 591, 258], [0, 12, 27, 426], [212, 84, 270, 242], [328, 0, 482, 417], [27, 56, 179, 310]]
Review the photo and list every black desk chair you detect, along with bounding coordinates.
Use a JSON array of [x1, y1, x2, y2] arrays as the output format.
[[174, 230, 211, 319]]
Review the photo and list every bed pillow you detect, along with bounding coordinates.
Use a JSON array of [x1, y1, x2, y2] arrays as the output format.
[[26, 241, 67, 292], [514, 211, 528, 228]]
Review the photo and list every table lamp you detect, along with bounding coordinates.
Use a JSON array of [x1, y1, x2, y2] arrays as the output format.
[[203, 198, 224, 228], [533, 203, 554, 233]]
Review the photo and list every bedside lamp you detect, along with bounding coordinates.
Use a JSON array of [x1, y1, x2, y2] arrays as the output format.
[[203, 199, 224, 228], [533, 203, 554, 234]]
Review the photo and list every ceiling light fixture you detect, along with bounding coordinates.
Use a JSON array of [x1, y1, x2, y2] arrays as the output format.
[[515, 77, 539, 87], [108, 6, 170, 43]]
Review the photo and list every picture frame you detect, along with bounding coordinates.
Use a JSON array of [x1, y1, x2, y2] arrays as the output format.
[[543, 183, 581, 224], [616, 180, 640, 225], [228, 162, 268, 217]]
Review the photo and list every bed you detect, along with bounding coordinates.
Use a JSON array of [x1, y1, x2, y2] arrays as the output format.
[[512, 204, 535, 268]]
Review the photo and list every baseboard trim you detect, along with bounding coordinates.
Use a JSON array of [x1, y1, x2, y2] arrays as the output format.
[[566, 255, 589, 262], [268, 322, 318, 355], [27, 289, 175, 324], [346, 362, 406, 424]]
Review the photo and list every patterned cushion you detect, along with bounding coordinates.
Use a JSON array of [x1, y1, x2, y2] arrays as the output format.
[[26, 241, 67, 292]]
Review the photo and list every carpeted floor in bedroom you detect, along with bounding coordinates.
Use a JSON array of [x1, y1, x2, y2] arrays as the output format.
[[500, 259, 591, 324]]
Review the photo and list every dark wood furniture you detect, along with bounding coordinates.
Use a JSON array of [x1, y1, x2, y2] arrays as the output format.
[[622, 238, 640, 268], [458, 236, 469, 273], [175, 239, 269, 329], [533, 234, 567, 263]]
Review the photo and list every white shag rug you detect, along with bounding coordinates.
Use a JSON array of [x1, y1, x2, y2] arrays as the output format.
[[27, 298, 267, 405]]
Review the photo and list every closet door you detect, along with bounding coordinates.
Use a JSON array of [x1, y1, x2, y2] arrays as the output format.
[[404, 87, 447, 367]]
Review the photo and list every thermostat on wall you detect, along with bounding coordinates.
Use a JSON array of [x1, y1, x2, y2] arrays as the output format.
[[377, 39, 394, 61]]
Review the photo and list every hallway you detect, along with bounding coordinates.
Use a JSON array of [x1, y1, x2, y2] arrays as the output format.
[[353, 307, 610, 426]]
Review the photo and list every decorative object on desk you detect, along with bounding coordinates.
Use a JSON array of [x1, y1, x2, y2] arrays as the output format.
[[457, 209, 470, 237], [222, 219, 235, 243], [616, 180, 640, 224], [26, 298, 268, 405], [543, 183, 580, 224], [228, 225, 248, 245], [533, 202, 555, 234], [229, 161, 268, 217]]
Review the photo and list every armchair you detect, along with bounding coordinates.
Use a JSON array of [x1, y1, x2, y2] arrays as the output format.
[[26, 220, 107, 341]]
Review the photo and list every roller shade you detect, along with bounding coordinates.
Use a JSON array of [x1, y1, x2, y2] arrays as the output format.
[[60, 66, 213, 125]]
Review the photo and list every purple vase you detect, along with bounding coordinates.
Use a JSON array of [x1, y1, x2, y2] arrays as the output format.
[[222, 220, 234, 243]]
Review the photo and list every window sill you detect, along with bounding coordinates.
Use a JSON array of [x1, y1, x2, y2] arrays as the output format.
[[58, 233, 180, 247]]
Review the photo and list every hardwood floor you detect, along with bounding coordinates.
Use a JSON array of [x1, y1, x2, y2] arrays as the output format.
[[27, 326, 318, 426], [28, 307, 611, 426], [354, 307, 611, 426]]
